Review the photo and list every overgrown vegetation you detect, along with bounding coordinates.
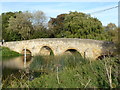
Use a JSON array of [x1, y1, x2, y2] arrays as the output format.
[[29, 56, 119, 88], [2, 55, 119, 88]]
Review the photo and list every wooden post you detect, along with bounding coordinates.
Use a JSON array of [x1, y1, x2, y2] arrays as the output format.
[[24, 48, 26, 68]]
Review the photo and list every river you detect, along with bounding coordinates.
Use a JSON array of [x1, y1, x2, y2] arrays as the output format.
[[1, 54, 84, 88]]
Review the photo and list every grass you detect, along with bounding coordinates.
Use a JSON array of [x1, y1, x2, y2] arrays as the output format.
[[0, 46, 21, 58], [2, 54, 120, 88], [28, 56, 119, 88]]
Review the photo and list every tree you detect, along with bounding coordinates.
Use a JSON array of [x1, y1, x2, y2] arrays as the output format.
[[103, 23, 118, 42], [2, 12, 17, 41], [48, 14, 67, 37], [48, 11, 104, 40], [6, 11, 48, 41], [105, 23, 117, 31], [32, 10, 47, 27], [118, 28, 120, 55], [7, 11, 33, 40], [31, 11, 48, 38]]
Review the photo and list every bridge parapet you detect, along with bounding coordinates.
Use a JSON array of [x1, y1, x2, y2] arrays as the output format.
[[2, 38, 115, 60]]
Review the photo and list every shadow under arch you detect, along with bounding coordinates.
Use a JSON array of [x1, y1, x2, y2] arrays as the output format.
[[64, 49, 82, 57], [39, 46, 54, 56], [97, 54, 114, 60]]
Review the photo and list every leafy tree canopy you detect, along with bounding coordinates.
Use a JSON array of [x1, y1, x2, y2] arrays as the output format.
[[49, 11, 105, 40]]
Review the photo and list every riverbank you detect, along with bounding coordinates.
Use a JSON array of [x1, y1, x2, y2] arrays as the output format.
[[2, 55, 119, 88], [0, 46, 21, 57]]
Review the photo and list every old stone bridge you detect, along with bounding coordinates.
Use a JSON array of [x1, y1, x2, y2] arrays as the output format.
[[2, 38, 115, 60]]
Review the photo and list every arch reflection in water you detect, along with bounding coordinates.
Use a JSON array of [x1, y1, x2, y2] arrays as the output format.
[[2, 55, 33, 69]]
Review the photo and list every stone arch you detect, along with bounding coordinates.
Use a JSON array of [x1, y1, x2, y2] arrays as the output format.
[[97, 54, 114, 60], [21, 49, 32, 55], [64, 49, 82, 56], [39, 46, 54, 56]]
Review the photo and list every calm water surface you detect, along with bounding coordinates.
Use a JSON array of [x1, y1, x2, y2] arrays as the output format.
[[1, 55, 65, 81]]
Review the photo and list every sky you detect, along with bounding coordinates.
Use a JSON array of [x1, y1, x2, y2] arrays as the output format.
[[0, 1, 119, 26]]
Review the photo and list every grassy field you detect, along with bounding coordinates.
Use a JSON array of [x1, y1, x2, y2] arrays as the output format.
[[0, 46, 21, 58], [2, 54, 120, 88]]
